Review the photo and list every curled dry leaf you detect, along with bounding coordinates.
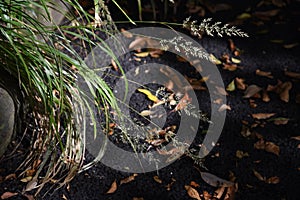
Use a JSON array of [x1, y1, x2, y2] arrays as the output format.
[[1, 192, 18, 199], [243, 85, 262, 98], [279, 82, 292, 102], [231, 57, 241, 64], [284, 71, 300, 79], [256, 69, 273, 78], [184, 185, 201, 200], [265, 142, 280, 156], [120, 174, 138, 185], [262, 90, 270, 102], [252, 113, 275, 120], [235, 78, 246, 90], [253, 170, 265, 181], [140, 110, 154, 117], [266, 176, 280, 184], [226, 80, 235, 92], [236, 150, 249, 159], [190, 181, 200, 188], [200, 172, 234, 187], [106, 180, 117, 194], [209, 54, 222, 65], [218, 104, 231, 112], [134, 52, 150, 58], [153, 176, 162, 184]]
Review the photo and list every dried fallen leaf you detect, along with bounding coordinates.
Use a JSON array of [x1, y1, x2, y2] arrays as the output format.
[[284, 71, 300, 79], [106, 180, 117, 194], [235, 78, 246, 90], [200, 172, 234, 187], [231, 57, 241, 64], [283, 43, 299, 49], [226, 80, 235, 92], [266, 176, 280, 184], [202, 191, 212, 200], [132, 198, 144, 200], [184, 185, 201, 200], [236, 150, 249, 159], [279, 82, 292, 102], [140, 110, 154, 116], [291, 136, 300, 141], [120, 174, 138, 185], [214, 186, 226, 199], [256, 69, 273, 78], [265, 142, 280, 156], [252, 113, 276, 120], [20, 176, 33, 183], [228, 39, 236, 51], [153, 176, 162, 184], [236, 13, 252, 20], [271, 117, 289, 125], [134, 52, 150, 58], [243, 85, 262, 98], [254, 138, 266, 150], [4, 174, 16, 181], [1, 192, 18, 199], [111, 59, 118, 71], [190, 181, 200, 188], [241, 125, 251, 137], [262, 90, 270, 102], [209, 54, 222, 65], [253, 170, 265, 181], [218, 104, 231, 112]]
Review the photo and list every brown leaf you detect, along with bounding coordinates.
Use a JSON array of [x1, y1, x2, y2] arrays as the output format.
[[228, 39, 236, 51], [291, 136, 300, 141], [243, 85, 262, 98], [202, 191, 212, 200], [253, 170, 265, 181], [256, 69, 273, 78], [4, 173, 16, 181], [265, 142, 280, 156], [1, 192, 18, 199], [272, 118, 289, 125], [153, 176, 162, 184], [190, 181, 200, 188], [254, 138, 266, 150], [240, 125, 251, 137], [279, 82, 292, 102], [200, 172, 234, 187], [266, 176, 280, 184], [284, 71, 300, 79], [111, 59, 119, 71], [214, 186, 226, 199], [120, 174, 138, 185], [252, 113, 275, 120], [235, 78, 246, 90], [106, 180, 117, 194], [184, 185, 201, 200], [262, 90, 270, 102]]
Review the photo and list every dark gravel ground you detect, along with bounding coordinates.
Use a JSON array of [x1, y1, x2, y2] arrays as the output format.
[[1, 0, 300, 199]]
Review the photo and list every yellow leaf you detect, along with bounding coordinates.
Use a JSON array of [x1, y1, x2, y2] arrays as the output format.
[[226, 80, 235, 92], [231, 57, 241, 64], [137, 88, 158, 102], [20, 176, 32, 183], [209, 54, 222, 65], [134, 52, 150, 57], [236, 13, 252, 20]]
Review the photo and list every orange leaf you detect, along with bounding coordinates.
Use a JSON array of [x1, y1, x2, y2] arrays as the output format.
[[266, 176, 280, 184], [190, 181, 200, 188], [120, 174, 138, 185], [106, 180, 117, 194]]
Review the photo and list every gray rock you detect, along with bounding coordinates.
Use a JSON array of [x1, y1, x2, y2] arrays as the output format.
[[0, 88, 15, 157]]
